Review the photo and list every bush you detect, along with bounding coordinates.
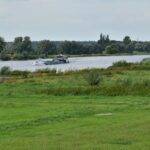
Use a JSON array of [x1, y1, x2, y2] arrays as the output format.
[[115, 77, 132, 86], [112, 60, 132, 67], [0, 54, 11, 61], [104, 44, 119, 54], [35, 68, 57, 74], [0, 66, 11, 75], [10, 70, 30, 78], [141, 58, 150, 65], [21, 71, 30, 78], [13, 54, 38, 60], [84, 70, 101, 86], [11, 70, 24, 76]]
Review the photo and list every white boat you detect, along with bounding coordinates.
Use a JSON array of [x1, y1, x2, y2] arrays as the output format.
[[33, 55, 69, 66], [44, 55, 69, 65]]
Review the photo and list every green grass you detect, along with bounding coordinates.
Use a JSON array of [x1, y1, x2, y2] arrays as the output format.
[[0, 95, 150, 150], [1, 69, 150, 96], [0, 68, 150, 150]]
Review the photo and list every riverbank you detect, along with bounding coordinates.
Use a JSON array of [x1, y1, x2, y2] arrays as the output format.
[[67, 52, 150, 58], [0, 59, 150, 96], [1, 52, 150, 61]]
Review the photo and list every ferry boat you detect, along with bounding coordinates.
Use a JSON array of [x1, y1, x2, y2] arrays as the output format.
[[33, 55, 69, 66], [44, 55, 69, 65]]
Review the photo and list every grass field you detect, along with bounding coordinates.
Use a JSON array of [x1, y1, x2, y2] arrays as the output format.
[[0, 65, 150, 150], [0, 95, 150, 150]]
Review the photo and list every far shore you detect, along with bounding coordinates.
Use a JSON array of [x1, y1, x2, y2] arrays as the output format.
[[0, 52, 150, 61]]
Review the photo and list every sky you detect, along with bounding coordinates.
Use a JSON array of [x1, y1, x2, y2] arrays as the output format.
[[0, 0, 150, 41]]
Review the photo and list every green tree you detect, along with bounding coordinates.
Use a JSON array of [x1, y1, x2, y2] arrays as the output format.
[[61, 41, 83, 54], [61, 41, 72, 54], [98, 33, 110, 45], [37, 40, 54, 55], [0, 37, 6, 52], [123, 36, 131, 45], [104, 44, 119, 54], [135, 42, 143, 51], [13, 37, 23, 53], [22, 36, 33, 53]]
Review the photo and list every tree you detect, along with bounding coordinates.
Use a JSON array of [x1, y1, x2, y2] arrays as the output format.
[[104, 44, 119, 54], [98, 33, 110, 45], [134, 42, 144, 52], [12, 36, 33, 54], [37, 40, 54, 55], [61, 41, 72, 54], [70, 41, 83, 54], [125, 42, 135, 53], [106, 35, 110, 43], [0, 37, 6, 52], [123, 36, 131, 45], [4, 43, 13, 54], [143, 42, 150, 52], [97, 33, 110, 52], [61, 41, 83, 54], [13, 37, 23, 53], [22, 36, 33, 53]]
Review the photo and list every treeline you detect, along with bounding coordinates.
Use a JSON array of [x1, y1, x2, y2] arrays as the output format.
[[0, 34, 150, 60]]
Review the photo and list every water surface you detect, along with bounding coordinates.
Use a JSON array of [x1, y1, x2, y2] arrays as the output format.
[[0, 55, 150, 71]]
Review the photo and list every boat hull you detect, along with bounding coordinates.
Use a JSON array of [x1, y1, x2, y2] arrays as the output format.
[[44, 60, 69, 65]]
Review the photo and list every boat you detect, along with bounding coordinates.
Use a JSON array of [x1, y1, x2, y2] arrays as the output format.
[[44, 55, 69, 65]]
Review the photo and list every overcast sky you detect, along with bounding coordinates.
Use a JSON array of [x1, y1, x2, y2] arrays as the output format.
[[0, 0, 150, 41]]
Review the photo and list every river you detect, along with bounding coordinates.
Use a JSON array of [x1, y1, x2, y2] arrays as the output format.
[[0, 55, 150, 72]]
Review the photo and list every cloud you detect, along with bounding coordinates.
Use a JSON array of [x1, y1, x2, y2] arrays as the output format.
[[0, 0, 150, 41]]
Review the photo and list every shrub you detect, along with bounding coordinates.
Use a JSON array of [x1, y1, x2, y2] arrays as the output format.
[[132, 79, 150, 88], [13, 54, 38, 60], [84, 70, 101, 86], [112, 60, 132, 67], [35, 68, 57, 74], [10, 70, 30, 78], [141, 58, 150, 65], [0, 54, 11, 61], [115, 77, 132, 86], [21, 71, 30, 78], [11, 70, 24, 76], [0, 66, 11, 75], [104, 44, 119, 54]]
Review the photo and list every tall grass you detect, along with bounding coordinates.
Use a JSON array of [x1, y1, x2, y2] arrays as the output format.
[[141, 58, 150, 65], [36, 77, 150, 96], [84, 70, 102, 86], [0, 66, 11, 76], [112, 60, 132, 67]]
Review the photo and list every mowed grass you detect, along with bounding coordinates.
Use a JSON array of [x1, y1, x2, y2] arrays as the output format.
[[0, 95, 150, 150], [0, 69, 150, 150]]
